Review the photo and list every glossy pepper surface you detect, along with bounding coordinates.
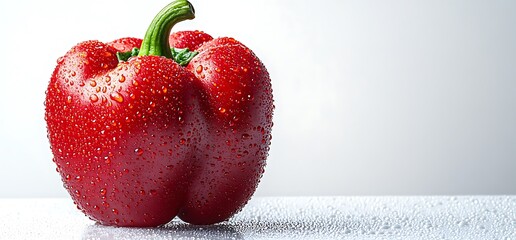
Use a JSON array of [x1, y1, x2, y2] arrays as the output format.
[[44, 0, 273, 227]]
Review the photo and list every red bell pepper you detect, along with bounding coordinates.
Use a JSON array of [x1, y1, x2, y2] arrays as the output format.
[[45, 0, 273, 226]]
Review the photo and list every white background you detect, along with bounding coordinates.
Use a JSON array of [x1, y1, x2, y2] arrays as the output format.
[[0, 0, 515, 197]]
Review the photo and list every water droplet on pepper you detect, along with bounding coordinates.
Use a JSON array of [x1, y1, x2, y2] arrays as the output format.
[[135, 148, 144, 156], [90, 94, 99, 102], [110, 92, 124, 103]]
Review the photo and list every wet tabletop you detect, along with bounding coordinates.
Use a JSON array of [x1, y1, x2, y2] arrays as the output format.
[[1, 196, 515, 239]]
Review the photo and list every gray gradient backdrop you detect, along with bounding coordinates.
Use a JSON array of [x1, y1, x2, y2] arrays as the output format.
[[0, 0, 515, 197]]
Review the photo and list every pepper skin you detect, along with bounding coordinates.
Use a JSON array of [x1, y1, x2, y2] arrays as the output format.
[[44, 0, 273, 227]]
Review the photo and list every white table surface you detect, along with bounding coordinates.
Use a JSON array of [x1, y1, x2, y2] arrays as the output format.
[[1, 196, 515, 239]]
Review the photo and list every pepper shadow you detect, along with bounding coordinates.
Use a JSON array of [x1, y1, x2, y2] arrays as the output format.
[[82, 219, 243, 240]]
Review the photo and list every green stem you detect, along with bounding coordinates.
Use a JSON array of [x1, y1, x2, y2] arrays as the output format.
[[117, 47, 198, 66], [138, 0, 195, 58]]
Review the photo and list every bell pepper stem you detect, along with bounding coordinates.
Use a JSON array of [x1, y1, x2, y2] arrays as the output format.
[[138, 0, 195, 58]]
